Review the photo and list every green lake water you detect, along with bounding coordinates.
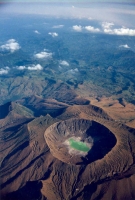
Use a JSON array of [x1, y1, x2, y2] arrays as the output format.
[[69, 138, 90, 152]]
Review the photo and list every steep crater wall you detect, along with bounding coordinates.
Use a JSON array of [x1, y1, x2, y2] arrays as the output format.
[[45, 119, 116, 165]]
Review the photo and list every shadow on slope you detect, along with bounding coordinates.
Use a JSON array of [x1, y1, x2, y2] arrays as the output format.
[[85, 121, 117, 164], [2, 181, 45, 200], [0, 102, 11, 119]]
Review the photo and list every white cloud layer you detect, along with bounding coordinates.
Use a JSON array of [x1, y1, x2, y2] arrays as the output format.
[[52, 25, 64, 28], [85, 26, 100, 32], [16, 65, 43, 71], [73, 25, 82, 32], [0, 39, 21, 53], [72, 22, 135, 36], [34, 50, 52, 59], [112, 28, 135, 36], [102, 22, 135, 36], [88, 17, 92, 20], [60, 60, 69, 66], [119, 44, 130, 48], [69, 68, 79, 73], [34, 30, 40, 34], [16, 66, 26, 70], [0, 67, 10, 75], [28, 64, 43, 71], [48, 32, 58, 37], [102, 22, 114, 29], [73, 25, 100, 33], [2, 3, 135, 28]]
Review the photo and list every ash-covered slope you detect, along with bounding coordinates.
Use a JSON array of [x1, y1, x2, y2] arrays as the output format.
[[0, 96, 135, 200]]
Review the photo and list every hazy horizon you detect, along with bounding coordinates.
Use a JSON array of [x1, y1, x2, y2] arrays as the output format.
[[0, 1, 135, 27]]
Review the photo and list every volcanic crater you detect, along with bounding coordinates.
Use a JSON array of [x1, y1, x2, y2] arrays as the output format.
[[45, 119, 117, 165]]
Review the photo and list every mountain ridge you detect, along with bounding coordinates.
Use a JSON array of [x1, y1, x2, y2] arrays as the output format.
[[0, 95, 135, 200]]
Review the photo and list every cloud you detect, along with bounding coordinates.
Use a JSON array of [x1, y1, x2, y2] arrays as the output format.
[[74, 68, 78, 72], [34, 30, 40, 34], [102, 22, 114, 34], [70, 21, 135, 36], [102, 22, 114, 29], [34, 50, 52, 59], [73, 25, 100, 33], [112, 28, 135, 36], [104, 27, 135, 36], [119, 44, 130, 48], [52, 25, 64, 28], [69, 68, 79, 73], [0, 39, 21, 53], [60, 60, 69, 66], [48, 32, 58, 37], [5, 66, 10, 70], [88, 17, 92, 20], [2, 3, 135, 28], [73, 25, 82, 32], [28, 64, 43, 71], [85, 26, 100, 32], [59, 66, 62, 70], [16, 64, 43, 71], [0, 67, 10, 75], [16, 66, 26, 70], [102, 22, 135, 36]]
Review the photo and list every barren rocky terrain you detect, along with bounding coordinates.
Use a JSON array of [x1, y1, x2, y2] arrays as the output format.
[[0, 94, 135, 200]]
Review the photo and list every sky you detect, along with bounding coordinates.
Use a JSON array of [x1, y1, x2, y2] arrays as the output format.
[[0, 0, 135, 2], [0, 0, 131, 1], [0, 0, 135, 27]]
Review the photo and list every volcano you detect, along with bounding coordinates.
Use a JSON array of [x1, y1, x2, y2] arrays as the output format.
[[45, 119, 116, 165], [0, 96, 135, 200]]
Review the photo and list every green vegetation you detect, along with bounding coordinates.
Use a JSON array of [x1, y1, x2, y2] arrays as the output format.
[[69, 138, 90, 152], [0, 16, 135, 104]]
